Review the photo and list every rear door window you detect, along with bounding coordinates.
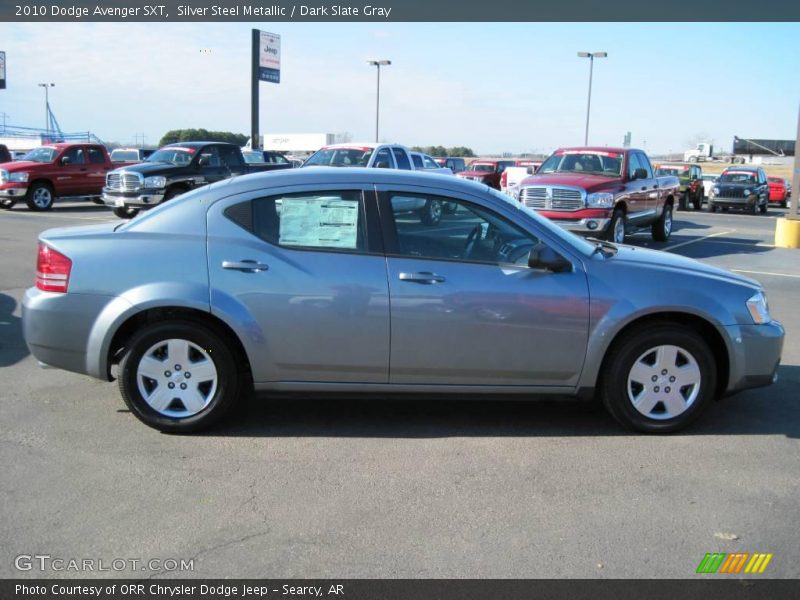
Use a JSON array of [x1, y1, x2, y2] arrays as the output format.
[[392, 148, 412, 170]]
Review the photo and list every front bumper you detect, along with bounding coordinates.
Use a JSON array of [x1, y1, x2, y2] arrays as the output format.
[[550, 217, 611, 234], [102, 188, 165, 208], [0, 183, 28, 198], [724, 321, 784, 394], [709, 195, 758, 209], [535, 209, 612, 235]]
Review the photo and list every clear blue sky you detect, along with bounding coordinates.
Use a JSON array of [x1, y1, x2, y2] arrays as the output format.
[[1, 22, 798, 153]]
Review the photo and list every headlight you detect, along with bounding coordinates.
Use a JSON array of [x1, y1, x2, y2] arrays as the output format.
[[746, 291, 771, 324], [0, 169, 7, 183], [144, 176, 167, 188], [712, 186, 719, 196], [743, 189, 751, 196], [586, 192, 614, 208], [9, 172, 30, 183]]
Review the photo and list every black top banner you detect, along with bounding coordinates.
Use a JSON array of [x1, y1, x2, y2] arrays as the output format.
[[3, 0, 800, 21]]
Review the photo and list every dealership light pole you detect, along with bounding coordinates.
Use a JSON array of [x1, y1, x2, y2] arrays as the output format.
[[37, 82, 55, 136], [367, 59, 391, 143], [577, 52, 606, 145]]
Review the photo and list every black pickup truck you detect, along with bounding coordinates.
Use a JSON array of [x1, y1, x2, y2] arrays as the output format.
[[102, 141, 279, 218]]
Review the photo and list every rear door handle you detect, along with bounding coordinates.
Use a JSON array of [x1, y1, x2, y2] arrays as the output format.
[[222, 260, 269, 273], [399, 272, 446, 284]]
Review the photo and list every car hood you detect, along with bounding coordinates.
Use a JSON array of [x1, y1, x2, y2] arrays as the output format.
[[608, 245, 759, 288], [112, 161, 185, 175], [2, 160, 50, 171], [521, 173, 619, 190]]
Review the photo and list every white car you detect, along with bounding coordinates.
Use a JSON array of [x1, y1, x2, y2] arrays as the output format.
[[701, 174, 718, 199], [410, 151, 453, 175]]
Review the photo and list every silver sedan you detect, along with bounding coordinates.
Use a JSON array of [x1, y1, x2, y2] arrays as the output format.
[[22, 168, 784, 433]]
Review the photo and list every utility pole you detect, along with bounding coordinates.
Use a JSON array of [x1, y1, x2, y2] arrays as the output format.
[[577, 52, 606, 145], [367, 60, 391, 143], [37, 82, 55, 135], [0, 112, 8, 133]]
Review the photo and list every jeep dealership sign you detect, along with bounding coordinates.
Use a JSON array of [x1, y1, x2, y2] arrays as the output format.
[[258, 31, 280, 83]]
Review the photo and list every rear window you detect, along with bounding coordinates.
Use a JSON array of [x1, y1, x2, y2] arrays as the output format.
[[304, 147, 373, 167], [538, 151, 623, 177]]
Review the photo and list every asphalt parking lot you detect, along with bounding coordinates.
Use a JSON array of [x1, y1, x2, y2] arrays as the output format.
[[1, 201, 798, 579]]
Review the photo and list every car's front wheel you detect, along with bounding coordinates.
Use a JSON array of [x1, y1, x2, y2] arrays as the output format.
[[118, 320, 242, 433], [420, 199, 443, 225], [113, 206, 139, 219], [606, 208, 626, 243], [601, 322, 716, 433], [26, 182, 55, 211]]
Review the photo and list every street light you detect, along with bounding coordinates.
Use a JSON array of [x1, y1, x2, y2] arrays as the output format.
[[367, 59, 391, 143], [577, 52, 606, 145], [37, 83, 55, 136]]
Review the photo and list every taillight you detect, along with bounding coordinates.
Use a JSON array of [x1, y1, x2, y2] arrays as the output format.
[[501, 171, 508, 188], [36, 243, 72, 293]]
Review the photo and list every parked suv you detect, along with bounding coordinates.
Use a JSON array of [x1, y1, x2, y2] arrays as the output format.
[[708, 167, 769, 214], [654, 163, 703, 210]]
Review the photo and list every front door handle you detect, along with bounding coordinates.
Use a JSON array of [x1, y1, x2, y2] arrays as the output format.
[[222, 259, 269, 273], [399, 272, 445, 284]]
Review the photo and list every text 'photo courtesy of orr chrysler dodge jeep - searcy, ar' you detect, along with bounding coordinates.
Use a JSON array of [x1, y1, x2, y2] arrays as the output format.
[[22, 169, 783, 434]]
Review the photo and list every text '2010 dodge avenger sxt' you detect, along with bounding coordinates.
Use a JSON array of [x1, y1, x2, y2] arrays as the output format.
[[22, 168, 783, 433]]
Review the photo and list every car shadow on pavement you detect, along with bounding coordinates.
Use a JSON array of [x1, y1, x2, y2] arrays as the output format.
[[0, 293, 29, 368], [205, 364, 800, 439], [666, 236, 774, 260], [7, 204, 111, 215]]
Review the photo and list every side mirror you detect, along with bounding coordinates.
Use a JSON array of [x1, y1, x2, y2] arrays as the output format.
[[528, 243, 571, 273], [60, 156, 71, 166], [526, 167, 534, 175], [633, 168, 648, 180], [374, 161, 390, 169]]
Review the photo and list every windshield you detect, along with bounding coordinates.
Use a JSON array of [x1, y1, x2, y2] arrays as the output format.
[[242, 151, 265, 164], [538, 151, 623, 177], [655, 166, 686, 177], [719, 172, 756, 184], [304, 147, 374, 167], [22, 147, 58, 163], [111, 150, 140, 161], [146, 148, 195, 165], [468, 163, 495, 173], [487, 188, 596, 257]]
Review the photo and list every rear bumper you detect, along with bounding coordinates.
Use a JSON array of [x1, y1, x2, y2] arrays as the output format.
[[22, 287, 114, 378], [724, 321, 784, 394]]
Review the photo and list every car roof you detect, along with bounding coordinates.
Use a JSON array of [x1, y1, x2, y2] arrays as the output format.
[[722, 166, 759, 173], [557, 146, 632, 154], [218, 166, 490, 198], [321, 143, 401, 150]]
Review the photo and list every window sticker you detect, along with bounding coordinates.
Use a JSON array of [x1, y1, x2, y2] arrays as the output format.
[[279, 197, 359, 249]]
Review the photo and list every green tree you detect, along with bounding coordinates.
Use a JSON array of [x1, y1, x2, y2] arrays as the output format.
[[158, 129, 248, 147]]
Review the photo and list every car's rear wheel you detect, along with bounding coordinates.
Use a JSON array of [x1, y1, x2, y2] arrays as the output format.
[[113, 206, 139, 219], [651, 203, 672, 242], [118, 321, 242, 433], [678, 193, 687, 211], [692, 190, 703, 210], [601, 322, 716, 433], [420, 199, 443, 225], [606, 208, 626, 243], [25, 182, 54, 211]]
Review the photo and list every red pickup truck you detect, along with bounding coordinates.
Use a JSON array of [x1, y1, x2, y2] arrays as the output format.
[[456, 159, 516, 190], [516, 147, 680, 243], [0, 142, 114, 211]]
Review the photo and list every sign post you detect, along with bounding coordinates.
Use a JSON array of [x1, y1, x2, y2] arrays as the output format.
[[0, 51, 6, 89], [251, 30, 281, 151], [774, 103, 800, 248]]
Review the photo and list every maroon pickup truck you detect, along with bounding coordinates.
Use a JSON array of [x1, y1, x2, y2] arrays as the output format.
[[516, 147, 680, 243], [456, 159, 516, 190], [0, 142, 114, 211]]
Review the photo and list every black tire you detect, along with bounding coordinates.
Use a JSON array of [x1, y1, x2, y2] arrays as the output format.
[[709, 202, 719, 213], [113, 206, 139, 219], [118, 320, 242, 433], [25, 182, 55, 211], [91, 197, 105, 205], [420, 199, 443, 225], [692, 190, 703, 210], [758, 200, 768, 214], [651, 203, 673, 242], [779, 200, 787, 209], [601, 322, 717, 433], [605, 208, 626, 243], [678, 193, 687, 211], [163, 187, 185, 203], [748, 201, 757, 215]]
